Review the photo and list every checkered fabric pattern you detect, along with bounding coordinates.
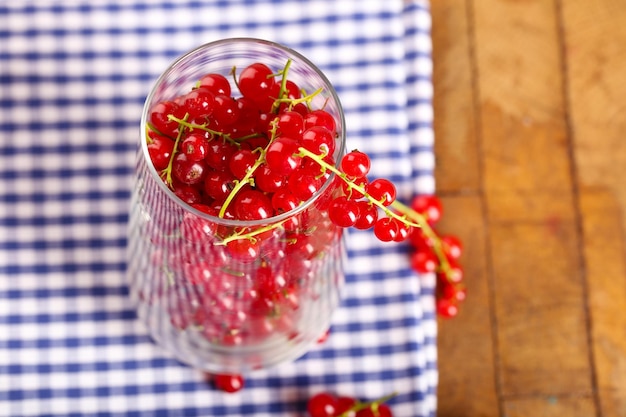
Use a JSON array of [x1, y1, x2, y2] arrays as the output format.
[[0, 1, 437, 416]]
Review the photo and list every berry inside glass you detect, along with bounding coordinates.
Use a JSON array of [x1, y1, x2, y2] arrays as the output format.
[[127, 38, 346, 373]]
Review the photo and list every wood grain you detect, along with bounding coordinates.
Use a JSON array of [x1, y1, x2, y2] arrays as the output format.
[[579, 189, 626, 416], [436, 195, 498, 417], [431, 0, 481, 194], [431, 0, 626, 415]]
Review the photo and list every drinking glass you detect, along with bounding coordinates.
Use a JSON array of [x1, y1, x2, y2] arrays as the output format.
[[127, 38, 346, 373]]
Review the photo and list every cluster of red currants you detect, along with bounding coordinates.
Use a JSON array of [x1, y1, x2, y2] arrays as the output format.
[[330, 153, 466, 318], [147, 60, 338, 224], [407, 195, 466, 318], [326, 150, 408, 242], [307, 391, 394, 417]]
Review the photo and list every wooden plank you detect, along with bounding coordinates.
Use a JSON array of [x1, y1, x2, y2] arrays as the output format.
[[489, 222, 591, 396], [431, 0, 481, 194], [435, 195, 499, 417], [471, 0, 595, 404], [561, 0, 626, 228], [472, 0, 573, 215], [431, 2, 500, 415], [579, 189, 626, 416], [561, 2, 626, 415]]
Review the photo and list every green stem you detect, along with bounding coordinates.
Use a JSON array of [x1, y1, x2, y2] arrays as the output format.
[[271, 87, 323, 113], [167, 115, 240, 146], [217, 217, 290, 245], [390, 199, 452, 275], [162, 113, 189, 187], [298, 147, 455, 279], [276, 59, 292, 103], [218, 151, 263, 218], [337, 392, 398, 417], [217, 117, 282, 218], [296, 147, 422, 228]]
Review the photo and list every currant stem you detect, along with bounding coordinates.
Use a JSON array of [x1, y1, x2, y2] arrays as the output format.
[[217, 153, 263, 218], [298, 146, 455, 280], [161, 113, 189, 187], [390, 199, 453, 278], [276, 59, 292, 102], [218, 118, 281, 218], [337, 392, 398, 417], [167, 115, 240, 146], [217, 218, 290, 245], [271, 87, 324, 113], [296, 147, 422, 228]]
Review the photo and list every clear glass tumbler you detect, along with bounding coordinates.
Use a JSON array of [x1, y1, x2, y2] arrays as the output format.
[[127, 38, 346, 373]]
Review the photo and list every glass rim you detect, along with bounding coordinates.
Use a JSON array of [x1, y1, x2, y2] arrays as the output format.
[[139, 37, 346, 228]]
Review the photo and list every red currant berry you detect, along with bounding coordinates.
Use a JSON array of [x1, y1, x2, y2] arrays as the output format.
[[149, 100, 185, 138], [292, 102, 309, 116], [198, 73, 231, 96], [226, 238, 260, 262], [300, 156, 329, 179], [228, 148, 257, 180], [367, 178, 396, 206], [301, 126, 336, 156], [441, 282, 467, 303], [441, 235, 463, 259], [254, 163, 285, 193], [341, 150, 370, 178], [265, 137, 302, 175], [307, 392, 338, 417], [181, 87, 216, 120], [255, 264, 286, 296], [288, 171, 323, 202], [213, 373, 244, 393], [205, 140, 236, 171], [436, 297, 459, 318], [233, 189, 273, 221], [444, 259, 464, 283], [180, 132, 209, 162], [304, 109, 336, 135], [172, 153, 207, 185], [212, 94, 239, 127], [232, 97, 261, 134], [410, 250, 439, 273], [271, 190, 300, 214], [147, 135, 175, 171], [328, 196, 359, 228], [354, 200, 378, 230], [408, 229, 433, 252], [275, 110, 304, 138], [203, 169, 235, 202], [284, 79, 301, 99], [373, 217, 399, 242], [173, 183, 202, 205], [393, 222, 411, 242], [410, 194, 443, 224], [238, 62, 277, 106]]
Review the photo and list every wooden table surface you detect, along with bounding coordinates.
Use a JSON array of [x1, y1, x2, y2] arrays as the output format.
[[431, 1, 626, 416]]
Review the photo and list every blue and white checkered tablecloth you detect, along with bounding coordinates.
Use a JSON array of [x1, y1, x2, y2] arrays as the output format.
[[0, 1, 437, 416]]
